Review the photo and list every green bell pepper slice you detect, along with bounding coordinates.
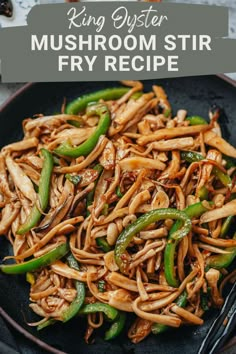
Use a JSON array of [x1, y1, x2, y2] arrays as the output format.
[[17, 149, 54, 235], [164, 202, 212, 287], [206, 233, 236, 270], [152, 291, 187, 334], [96, 237, 112, 253], [186, 116, 208, 125], [61, 254, 85, 323], [220, 215, 234, 238], [79, 303, 118, 321], [0, 243, 69, 274], [66, 87, 130, 115], [105, 312, 126, 340], [114, 208, 192, 274], [181, 151, 232, 188], [54, 104, 110, 158]]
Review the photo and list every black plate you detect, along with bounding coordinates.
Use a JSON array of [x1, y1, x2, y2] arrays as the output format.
[[0, 76, 236, 354]]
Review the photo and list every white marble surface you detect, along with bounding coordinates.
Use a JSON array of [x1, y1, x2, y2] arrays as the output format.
[[0, 0, 39, 28]]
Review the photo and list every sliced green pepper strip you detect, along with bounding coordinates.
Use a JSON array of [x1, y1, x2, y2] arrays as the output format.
[[115, 208, 192, 274], [181, 151, 204, 163], [116, 186, 123, 198], [52, 155, 60, 166], [37, 253, 85, 328], [198, 185, 209, 201], [220, 215, 234, 238], [67, 120, 81, 128], [212, 166, 232, 188], [152, 291, 187, 334], [0, 243, 69, 274], [181, 151, 232, 188], [186, 116, 208, 125], [164, 202, 211, 287], [131, 91, 143, 100], [92, 163, 104, 175], [55, 104, 110, 158], [79, 303, 118, 321], [105, 312, 126, 340], [200, 290, 209, 312], [164, 109, 171, 118], [61, 254, 85, 323], [96, 237, 112, 253], [101, 203, 109, 216], [26, 272, 35, 285], [65, 174, 82, 186], [86, 164, 103, 216], [206, 233, 236, 270], [66, 87, 130, 115], [98, 280, 106, 293], [17, 149, 54, 235]]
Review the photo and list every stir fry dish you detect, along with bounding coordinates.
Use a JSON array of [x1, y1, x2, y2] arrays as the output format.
[[0, 81, 236, 343]]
